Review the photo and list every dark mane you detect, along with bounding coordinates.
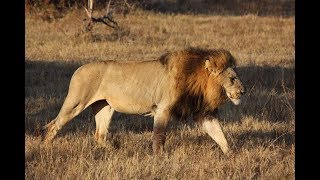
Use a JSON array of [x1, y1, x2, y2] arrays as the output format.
[[159, 47, 236, 119], [159, 47, 236, 70]]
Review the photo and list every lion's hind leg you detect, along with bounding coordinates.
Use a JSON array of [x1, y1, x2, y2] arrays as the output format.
[[42, 64, 102, 144], [41, 119, 58, 143], [42, 97, 87, 144], [91, 100, 114, 146]]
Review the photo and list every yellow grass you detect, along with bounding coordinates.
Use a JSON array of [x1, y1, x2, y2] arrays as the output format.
[[25, 7, 294, 179]]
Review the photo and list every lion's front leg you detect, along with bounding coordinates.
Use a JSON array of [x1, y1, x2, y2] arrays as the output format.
[[198, 115, 230, 154], [152, 108, 171, 154]]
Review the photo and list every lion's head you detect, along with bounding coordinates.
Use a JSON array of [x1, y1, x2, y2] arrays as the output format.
[[206, 66, 245, 106], [164, 47, 246, 119], [204, 49, 246, 106]]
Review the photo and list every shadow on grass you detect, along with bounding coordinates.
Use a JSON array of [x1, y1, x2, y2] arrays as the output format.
[[136, 0, 294, 17], [25, 60, 295, 144], [234, 129, 295, 148], [174, 128, 295, 149], [27, 0, 295, 17]]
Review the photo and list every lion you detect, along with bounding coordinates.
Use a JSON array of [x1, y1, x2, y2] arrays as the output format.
[[42, 47, 245, 154]]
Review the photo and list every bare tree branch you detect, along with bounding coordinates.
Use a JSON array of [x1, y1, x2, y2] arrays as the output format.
[[106, 0, 111, 14], [123, 0, 131, 8], [83, 0, 119, 32]]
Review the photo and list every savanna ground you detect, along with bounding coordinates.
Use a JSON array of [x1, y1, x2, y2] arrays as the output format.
[[25, 1, 295, 179]]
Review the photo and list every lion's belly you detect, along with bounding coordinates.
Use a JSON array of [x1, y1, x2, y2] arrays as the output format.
[[106, 95, 155, 115], [101, 78, 160, 115]]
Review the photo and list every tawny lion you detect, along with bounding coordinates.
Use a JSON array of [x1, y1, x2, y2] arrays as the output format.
[[42, 47, 245, 154]]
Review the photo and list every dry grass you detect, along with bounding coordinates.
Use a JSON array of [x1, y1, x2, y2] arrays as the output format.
[[25, 7, 295, 179]]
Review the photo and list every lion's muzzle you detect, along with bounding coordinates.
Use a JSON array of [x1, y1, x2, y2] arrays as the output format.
[[227, 88, 246, 105]]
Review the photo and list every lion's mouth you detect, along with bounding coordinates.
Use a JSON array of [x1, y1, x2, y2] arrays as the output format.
[[226, 92, 241, 105], [230, 98, 241, 105]]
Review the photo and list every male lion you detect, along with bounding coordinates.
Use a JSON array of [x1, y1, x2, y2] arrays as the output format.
[[42, 47, 245, 154]]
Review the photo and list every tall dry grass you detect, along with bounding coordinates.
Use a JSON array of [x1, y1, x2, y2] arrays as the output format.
[[25, 6, 294, 179]]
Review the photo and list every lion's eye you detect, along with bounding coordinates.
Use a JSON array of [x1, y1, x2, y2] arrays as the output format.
[[230, 77, 236, 82]]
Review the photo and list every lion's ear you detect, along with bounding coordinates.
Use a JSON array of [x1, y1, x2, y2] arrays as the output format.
[[205, 59, 221, 76]]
